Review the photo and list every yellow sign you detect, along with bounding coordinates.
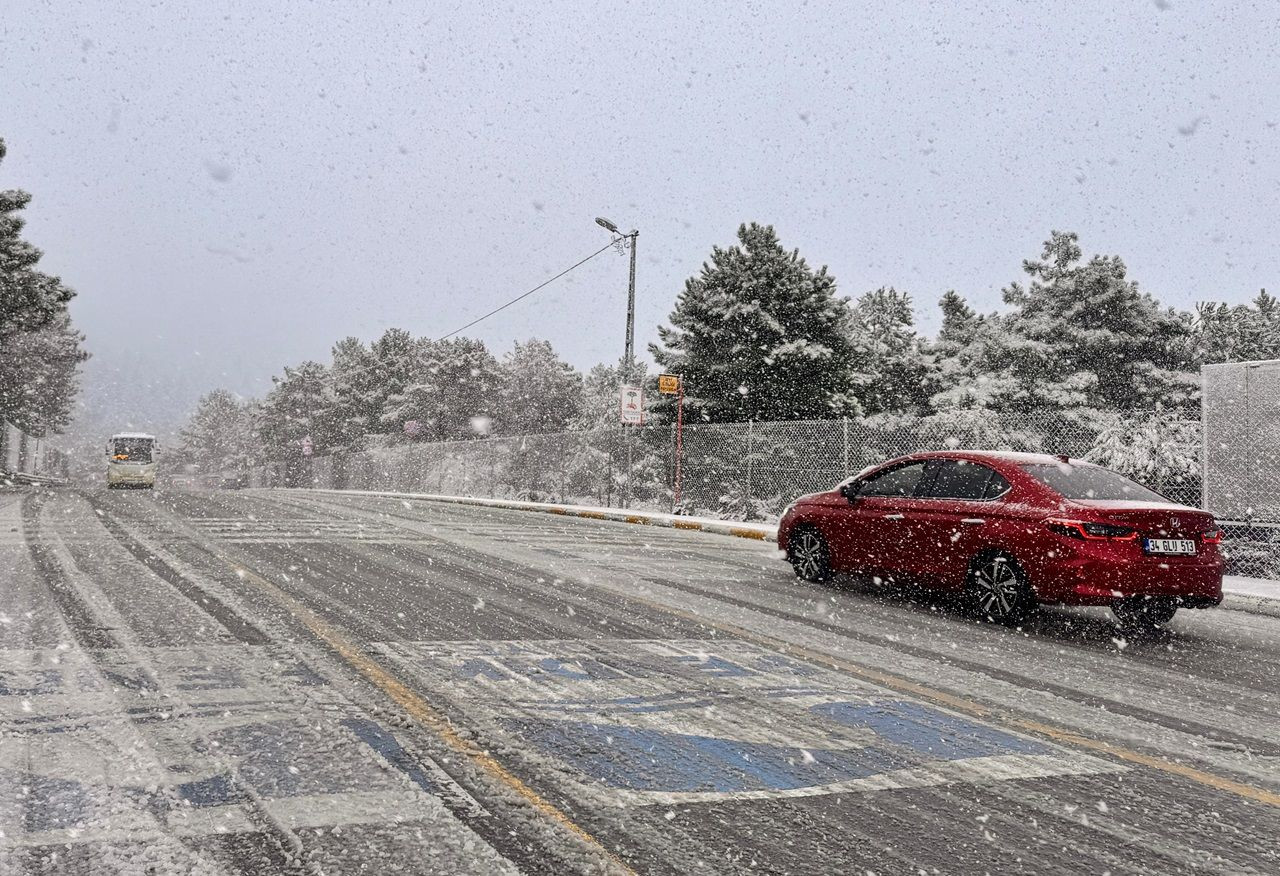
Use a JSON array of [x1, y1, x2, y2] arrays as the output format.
[[658, 374, 681, 395]]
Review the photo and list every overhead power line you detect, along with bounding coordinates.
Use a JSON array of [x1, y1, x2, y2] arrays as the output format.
[[435, 239, 619, 341]]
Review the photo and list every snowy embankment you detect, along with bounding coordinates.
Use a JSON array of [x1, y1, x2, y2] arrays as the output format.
[[292, 489, 1280, 617]]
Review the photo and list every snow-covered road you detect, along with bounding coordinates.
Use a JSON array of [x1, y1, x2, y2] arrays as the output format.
[[3, 486, 1279, 875]]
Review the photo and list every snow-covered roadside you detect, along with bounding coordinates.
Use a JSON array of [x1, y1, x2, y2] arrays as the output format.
[[1222, 575, 1280, 618], [294, 488, 778, 541], [287, 489, 1280, 618]]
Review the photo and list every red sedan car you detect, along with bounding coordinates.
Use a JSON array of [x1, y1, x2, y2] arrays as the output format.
[[777, 451, 1223, 627]]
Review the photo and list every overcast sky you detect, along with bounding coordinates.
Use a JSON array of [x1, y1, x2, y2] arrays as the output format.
[[3, 0, 1278, 435]]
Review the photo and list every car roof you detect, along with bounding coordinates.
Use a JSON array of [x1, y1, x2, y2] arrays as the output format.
[[110, 432, 156, 439], [903, 450, 1096, 466]]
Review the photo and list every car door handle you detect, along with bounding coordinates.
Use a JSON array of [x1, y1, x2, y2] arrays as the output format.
[[960, 518, 985, 525], [883, 513, 904, 520]]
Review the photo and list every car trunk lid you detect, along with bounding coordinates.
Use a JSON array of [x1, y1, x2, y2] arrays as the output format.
[[1073, 500, 1214, 538]]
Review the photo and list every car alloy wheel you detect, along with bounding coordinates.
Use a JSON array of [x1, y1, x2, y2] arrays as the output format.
[[971, 554, 1031, 624], [790, 529, 833, 583]]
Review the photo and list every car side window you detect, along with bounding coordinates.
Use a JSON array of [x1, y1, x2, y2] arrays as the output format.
[[921, 460, 1007, 501], [857, 461, 927, 498], [982, 470, 1011, 500]]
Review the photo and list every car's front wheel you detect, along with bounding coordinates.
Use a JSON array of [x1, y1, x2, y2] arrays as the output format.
[[788, 527, 834, 583], [968, 552, 1035, 625], [1112, 596, 1178, 629]]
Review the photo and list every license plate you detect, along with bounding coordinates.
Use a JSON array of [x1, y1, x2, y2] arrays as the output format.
[[1144, 538, 1196, 556]]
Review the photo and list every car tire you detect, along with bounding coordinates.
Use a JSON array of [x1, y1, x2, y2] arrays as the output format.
[[788, 527, 834, 583], [968, 552, 1035, 625], [1112, 596, 1178, 629]]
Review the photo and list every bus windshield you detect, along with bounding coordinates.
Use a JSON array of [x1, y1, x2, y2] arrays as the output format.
[[111, 438, 154, 464]]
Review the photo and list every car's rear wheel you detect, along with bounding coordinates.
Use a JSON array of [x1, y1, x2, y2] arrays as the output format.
[[969, 552, 1034, 625], [788, 527, 834, 583], [1112, 596, 1178, 629]]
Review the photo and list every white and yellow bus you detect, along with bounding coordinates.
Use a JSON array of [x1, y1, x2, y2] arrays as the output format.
[[106, 432, 159, 489]]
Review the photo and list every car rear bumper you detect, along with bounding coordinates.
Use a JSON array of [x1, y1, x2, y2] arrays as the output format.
[[1032, 555, 1223, 607]]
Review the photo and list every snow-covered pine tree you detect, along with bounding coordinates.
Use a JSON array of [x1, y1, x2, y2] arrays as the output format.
[[932, 231, 1196, 422], [366, 328, 425, 435], [328, 337, 380, 448], [256, 361, 332, 462], [179, 389, 256, 475], [0, 137, 88, 435], [391, 337, 503, 442], [1195, 289, 1280, 364], [651, 223, 861, 423], [998, 230, 1197, 417], [846, 287, 932, 416], [498, 339, 583, 435]]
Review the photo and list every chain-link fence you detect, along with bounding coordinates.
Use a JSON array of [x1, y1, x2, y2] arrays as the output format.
[[1203, 360, 1280, 523], [0, 420, 69, 483], [1201, 359, 1280, 578], [261, 410, 1202, 518]]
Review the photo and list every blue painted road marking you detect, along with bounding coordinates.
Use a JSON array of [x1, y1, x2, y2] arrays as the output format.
[[510, 718, 912, 792], [377, 639, 1124, 805], [811, 700, 1050, 761]]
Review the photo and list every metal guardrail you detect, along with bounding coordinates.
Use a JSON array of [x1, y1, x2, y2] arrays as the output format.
[[0, 420, 69, 485]]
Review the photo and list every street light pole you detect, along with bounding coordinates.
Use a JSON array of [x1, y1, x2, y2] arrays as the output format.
[[596, 216, 639, 507], [625, 229, 637, 380], [595, 216, 638, 382]]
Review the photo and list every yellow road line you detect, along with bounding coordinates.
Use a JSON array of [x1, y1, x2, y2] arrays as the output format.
[[226, 561, 638, 875], [254, 491, 1280, 811]]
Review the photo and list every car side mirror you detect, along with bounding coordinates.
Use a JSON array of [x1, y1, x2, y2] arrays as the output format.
[[839, 481, 860, 503]]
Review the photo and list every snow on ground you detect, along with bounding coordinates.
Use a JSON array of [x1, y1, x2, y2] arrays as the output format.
[[1224, 574, 1280, 602], [298, 489, 1280, 611]]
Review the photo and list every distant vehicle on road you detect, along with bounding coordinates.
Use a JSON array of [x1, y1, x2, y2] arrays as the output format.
[[778, 451, 1223, 628], [106, 432, 158, 489]]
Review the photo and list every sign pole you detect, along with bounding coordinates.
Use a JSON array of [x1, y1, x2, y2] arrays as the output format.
[[674, 376, 684, 512], [657, 373, 685, 513]]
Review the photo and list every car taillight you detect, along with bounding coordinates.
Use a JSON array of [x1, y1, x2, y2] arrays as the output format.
[[1046, 519, 1138, 541], [1201, 529, 1222, 545]]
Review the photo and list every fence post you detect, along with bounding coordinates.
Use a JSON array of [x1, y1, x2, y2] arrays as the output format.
[[745, 420, 754, 514], [842, 417, 850, 478]]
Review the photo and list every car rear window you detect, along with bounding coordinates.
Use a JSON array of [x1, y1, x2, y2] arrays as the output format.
[[922, 460, 1010, 500], [1021, 463, 1168, 503]]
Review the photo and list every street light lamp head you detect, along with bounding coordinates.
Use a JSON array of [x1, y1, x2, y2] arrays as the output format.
[[595, 217, 619, 234]]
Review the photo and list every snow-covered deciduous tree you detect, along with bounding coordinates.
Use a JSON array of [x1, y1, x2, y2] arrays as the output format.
[[0, 137, 88, 435], [652, 223, 861, 423]]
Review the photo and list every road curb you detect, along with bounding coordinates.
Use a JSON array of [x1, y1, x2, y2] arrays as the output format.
[[288, 488, 777, 542], [282, 488, 1280, 618], [1219, 592, 1280, 620]]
